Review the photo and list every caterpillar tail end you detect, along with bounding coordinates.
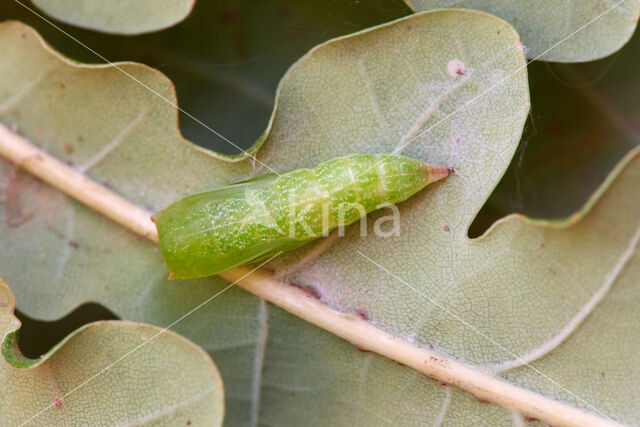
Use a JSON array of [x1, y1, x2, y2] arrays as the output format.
[[426, 163, 451, 185]]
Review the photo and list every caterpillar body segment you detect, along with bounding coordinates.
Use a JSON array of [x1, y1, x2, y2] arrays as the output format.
[[153, 154, 449, 279]]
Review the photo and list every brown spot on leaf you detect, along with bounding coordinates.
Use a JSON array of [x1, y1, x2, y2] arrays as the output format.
[[64, 144, 73, 155], [540, 242, 545, 249], [356, 310, 368, 321], [443, 225, 450, 232], [428, 356, 447, 368], [290, 283, 321, 300], [524, 415, 540, 423], [54, 399, 62, 408]]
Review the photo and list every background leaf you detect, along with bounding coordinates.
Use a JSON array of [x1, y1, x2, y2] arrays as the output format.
[[405, 0, 640, 62], [0, 278, 225, 425], [30, 0, 195, 35]]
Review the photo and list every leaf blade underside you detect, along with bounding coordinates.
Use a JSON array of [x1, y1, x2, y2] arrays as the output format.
[[0, 10, 638, 425]]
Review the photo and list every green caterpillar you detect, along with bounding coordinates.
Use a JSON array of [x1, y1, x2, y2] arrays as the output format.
[[153, 154, 449, 279]]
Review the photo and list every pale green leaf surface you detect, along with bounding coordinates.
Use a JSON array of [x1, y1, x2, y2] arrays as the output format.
[[0, 11, 638, 426], [405, 0, 640, 62], [31, 0, 195, 35], [0, 278, 224, 425]]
